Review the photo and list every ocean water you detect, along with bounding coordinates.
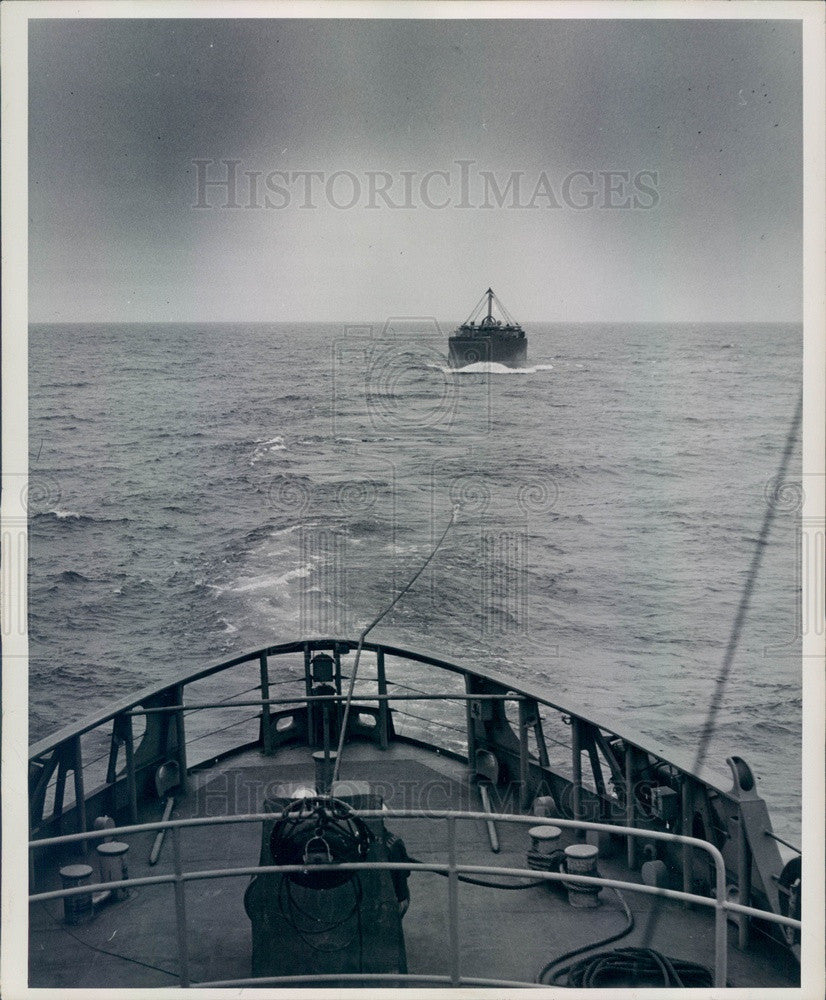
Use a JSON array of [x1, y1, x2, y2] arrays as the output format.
[[28, 321, 802, 842]]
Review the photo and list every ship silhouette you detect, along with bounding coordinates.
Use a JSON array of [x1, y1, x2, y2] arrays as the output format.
[[449, 287, 527, 368]]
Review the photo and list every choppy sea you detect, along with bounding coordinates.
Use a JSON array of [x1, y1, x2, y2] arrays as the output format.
[[28, 321, 802, 842]]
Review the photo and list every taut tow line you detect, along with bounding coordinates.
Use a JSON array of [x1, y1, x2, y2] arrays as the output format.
[[331, 505, 459, 784]]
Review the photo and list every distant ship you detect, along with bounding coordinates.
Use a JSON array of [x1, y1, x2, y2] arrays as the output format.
[[449, 287, 527, 369]]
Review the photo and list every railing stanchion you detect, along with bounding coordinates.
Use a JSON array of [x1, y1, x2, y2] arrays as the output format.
[[124, 712, 138, 824], [333, 644, 343, 696], [714, 851, 728, 988], [376, 649, 389, 751], [625, 743, 635, 869], [303, 644, 313, 746], [259, 654, 273, 755], [447, 816, 460, 986], [571, 718, 583, 832], [681, 777, 693, 905], [533, 711, 550, 768], [518, 700, 530, 811], [464, 676, 477, 766], [53, 758, 67, 826], [735, 814, 751, 948], [71, 736, 88, 856], [171, 824, 191, 987], [174, 684, 189, 796]]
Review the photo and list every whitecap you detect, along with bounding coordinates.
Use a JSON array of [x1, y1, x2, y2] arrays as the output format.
[[227, 564, 311, 594], [249, 436, 288, 466]]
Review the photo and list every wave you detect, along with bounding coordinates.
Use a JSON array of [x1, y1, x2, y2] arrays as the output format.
[[347, 518, 384, 536], [249, 435, 288, 466], [242, 521, 303, 546], [33, 413, 92, 423], [34, 510, 131, 525], [224, 564, 312, 594]]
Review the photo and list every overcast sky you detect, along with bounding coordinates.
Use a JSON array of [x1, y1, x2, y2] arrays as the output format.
[[29, 18, 802, 323]]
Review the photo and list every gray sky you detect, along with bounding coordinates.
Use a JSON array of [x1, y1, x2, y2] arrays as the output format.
[[29, 18, 802, 323]]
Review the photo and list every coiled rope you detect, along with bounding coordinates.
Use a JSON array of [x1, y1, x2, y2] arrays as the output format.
[[543, 946, 714, 987], [536, 887, 635, 984]]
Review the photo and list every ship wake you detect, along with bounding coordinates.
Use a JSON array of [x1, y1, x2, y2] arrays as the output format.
[[438, 361, 554, 375]]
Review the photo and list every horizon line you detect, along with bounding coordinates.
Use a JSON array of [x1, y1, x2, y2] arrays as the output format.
[[27, 317, 804, 327]]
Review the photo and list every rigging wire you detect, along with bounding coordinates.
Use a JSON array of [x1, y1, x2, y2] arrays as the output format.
[[693, 390, 803, 775], [639, 390, 803, 949], [460, 290, 492, 326], [331, 505, 458, 783], [490, 290, 519, 327]]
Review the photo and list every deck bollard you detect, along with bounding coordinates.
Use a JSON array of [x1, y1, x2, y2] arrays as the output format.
[[564, 843, 601, 908], [529, 825, 562, 853], [96, 841, 130, 900], [527, 825, 563, 879], [59, 864, 94, 924]]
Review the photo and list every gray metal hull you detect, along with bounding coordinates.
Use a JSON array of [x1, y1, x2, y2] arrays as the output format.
[[448, 334, 528, 369]]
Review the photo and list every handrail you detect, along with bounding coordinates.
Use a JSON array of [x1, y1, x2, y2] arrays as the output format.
[[28, 637, 733, 791], [196, 973, 538, 987], [122, 691, 529, 715], [28, 634, 797, 981], [29, 809, 801, 989], [29, 636, 747, 850]]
